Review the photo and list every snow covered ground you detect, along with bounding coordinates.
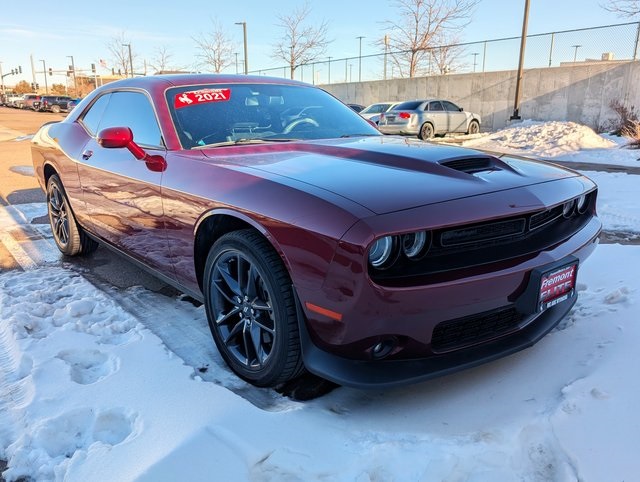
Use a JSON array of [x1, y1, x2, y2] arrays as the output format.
[[1, 121, 639, 481]]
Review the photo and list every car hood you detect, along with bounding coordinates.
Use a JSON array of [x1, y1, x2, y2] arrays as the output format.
[[202, 137, 578, 215]]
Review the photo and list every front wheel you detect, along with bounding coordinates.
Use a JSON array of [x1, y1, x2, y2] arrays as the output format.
[[203, 229, 304, 387], [51, 104, 61, 114], [47, 174, 98, 256], [418, 122, 434, 140]]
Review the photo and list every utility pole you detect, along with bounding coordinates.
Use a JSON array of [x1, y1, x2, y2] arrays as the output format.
[[571, 44, 582, 63], [510, 0, 530, 120]]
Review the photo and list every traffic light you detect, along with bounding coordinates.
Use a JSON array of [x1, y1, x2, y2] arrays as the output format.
[[48, 68, 52, 76], [31, 82, 35, 90], [36, 83, 39, 89], [11, 69, 14, 75], [91, 63, 96, 73], [18, 66, 22, 74]]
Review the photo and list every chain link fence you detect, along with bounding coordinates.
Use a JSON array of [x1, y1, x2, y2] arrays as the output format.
[[249, 22, 640, 85]]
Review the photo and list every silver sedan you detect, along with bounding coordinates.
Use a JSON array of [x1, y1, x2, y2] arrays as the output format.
[[378, 99, 481, 139]]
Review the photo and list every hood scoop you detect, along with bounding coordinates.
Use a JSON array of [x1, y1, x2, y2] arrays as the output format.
[[439, 155, 498, 174]]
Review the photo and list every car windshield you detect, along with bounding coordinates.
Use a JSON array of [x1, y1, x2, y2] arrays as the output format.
[[166, 83, 380, 149]]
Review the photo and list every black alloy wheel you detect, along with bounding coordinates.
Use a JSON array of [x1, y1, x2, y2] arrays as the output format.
[[47, 174, 98, 256], [419, 122, 434, 140], [203, 229, 304, 387]]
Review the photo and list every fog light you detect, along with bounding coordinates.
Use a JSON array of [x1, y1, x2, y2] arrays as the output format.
[[371, 338, 396, 359]]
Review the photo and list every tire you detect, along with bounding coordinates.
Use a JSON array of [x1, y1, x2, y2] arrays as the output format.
[[467, 120, 480, 135], [203, 229, 304, 387], [47, 174, 98, 256], [51, 104, 61, 114], [418, 122, 434, 140]]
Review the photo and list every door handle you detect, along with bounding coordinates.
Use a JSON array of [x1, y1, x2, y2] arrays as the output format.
[[81, 150, 93, 160]]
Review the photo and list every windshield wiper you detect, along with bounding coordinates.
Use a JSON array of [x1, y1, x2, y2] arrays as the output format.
[[339, 134, 381, 138], [194, 138, 297, 149]]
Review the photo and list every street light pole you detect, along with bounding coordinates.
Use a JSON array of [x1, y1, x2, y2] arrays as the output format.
[[235, 22, 248, 74], [40, 59, 48, 94], [571, 44, 582, 63], [67, 55, 78, 95], [510, 0, 530, 120], [327, 56, 332, 84], [123, 44, 134, 77], [235, 53, 239, 74], [357, 36, 365, 82]]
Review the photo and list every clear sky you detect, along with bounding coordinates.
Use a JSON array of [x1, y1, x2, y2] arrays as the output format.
[[0, 0, 632, 88]]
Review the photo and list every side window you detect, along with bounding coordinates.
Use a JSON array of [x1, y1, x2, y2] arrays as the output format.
[[80, 94, 111, 136], [428, 101, 444, 111], [97, 91, 163, 148], [442, 101, 460, 112]]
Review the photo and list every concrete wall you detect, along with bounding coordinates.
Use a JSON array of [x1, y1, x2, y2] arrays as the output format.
[[322, 61, 640, 132]]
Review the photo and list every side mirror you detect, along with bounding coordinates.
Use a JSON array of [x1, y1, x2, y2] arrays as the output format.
[[97, 126, 166, 172], [459, 107, 463, 112], [98, 126, 146, 160]]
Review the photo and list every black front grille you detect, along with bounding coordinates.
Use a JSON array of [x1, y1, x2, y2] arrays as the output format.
[[529, 205, 563, 230], [431, 306, 524, 352], [441, 219, 526, 246]]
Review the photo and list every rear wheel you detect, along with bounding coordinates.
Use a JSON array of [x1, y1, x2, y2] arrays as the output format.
[[467, 120, 480, 135], [47, 174, 98, 256], [51, 104, 61, 114], [418, 122, 434, 140], [203, 229, 304, 387]]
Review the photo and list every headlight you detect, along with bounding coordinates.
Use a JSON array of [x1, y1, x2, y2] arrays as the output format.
[[576, 194, 588, 213], [402, 231, 430, 259], [368, 236, 396, 268], [562, 200, 575, 218]]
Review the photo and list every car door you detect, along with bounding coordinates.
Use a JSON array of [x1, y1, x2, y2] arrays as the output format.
[[76, 90, 173, 274], [426, 101, 447, 133], [443, 100, 468, 133]]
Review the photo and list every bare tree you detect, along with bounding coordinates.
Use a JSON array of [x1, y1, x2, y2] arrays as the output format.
[[602, 0, 640, 16], [148, 46, 173, 74], [193, 19, 235, 73], [429, 32, 467, 74], [380, 0, 478, 78], [272, 2, 331, 79], [107, 31, 136, 76]]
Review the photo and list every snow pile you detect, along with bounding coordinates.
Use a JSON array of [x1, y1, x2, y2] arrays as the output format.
[[1, 248, 640, 481], [465, 120, 616, 157]]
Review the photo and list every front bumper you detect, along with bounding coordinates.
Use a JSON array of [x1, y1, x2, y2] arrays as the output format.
[[298, 293, 576, 389]]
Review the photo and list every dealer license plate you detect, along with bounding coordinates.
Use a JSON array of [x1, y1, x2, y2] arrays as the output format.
[[538, 263, 577, 311]]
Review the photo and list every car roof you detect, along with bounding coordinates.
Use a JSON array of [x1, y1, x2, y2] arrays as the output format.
[[98, 73, 309, 91]]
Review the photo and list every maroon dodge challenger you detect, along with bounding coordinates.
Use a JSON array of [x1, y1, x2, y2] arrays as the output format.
[[31, 75, 600, 389]]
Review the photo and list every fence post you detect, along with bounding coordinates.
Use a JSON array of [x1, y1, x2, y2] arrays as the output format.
[[548, 32, 555, 67], [634, 22, 640, 61]]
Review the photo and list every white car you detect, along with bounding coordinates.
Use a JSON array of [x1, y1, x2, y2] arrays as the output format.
[[359, 102, 401, 124]]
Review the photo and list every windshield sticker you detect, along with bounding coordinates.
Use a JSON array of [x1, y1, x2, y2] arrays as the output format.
[[174, 88, 231, 108]]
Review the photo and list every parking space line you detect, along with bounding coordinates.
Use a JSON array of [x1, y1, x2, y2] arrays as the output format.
[[0, 205, 39, 270]]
